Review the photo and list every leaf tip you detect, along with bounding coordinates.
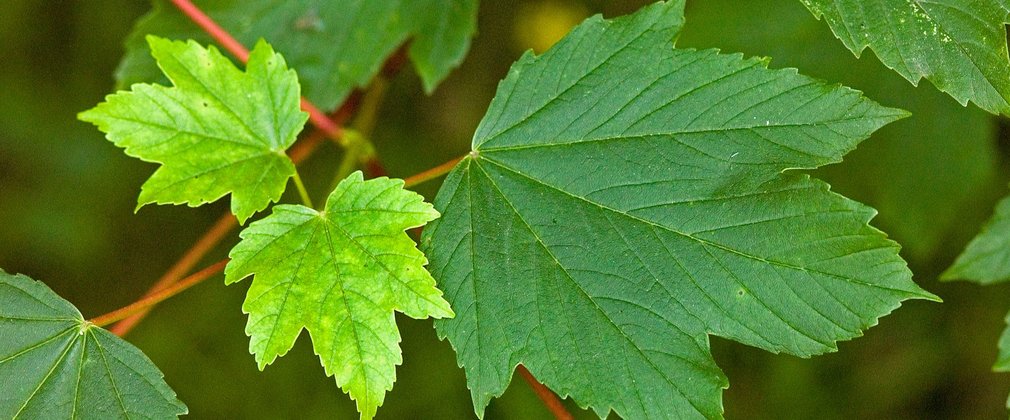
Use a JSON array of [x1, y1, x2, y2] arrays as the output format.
[[133, 200, 149, 215], [252, 349, 279, 372], [430, 298, 455, 319], [912, 288, 943, 303], [250, 37, 273, 53], [143, 34, 168, 49], [144, 34, 187, 59], [77, 108, 98, 124], [232, 209, 252, 226], [887, 106, 913, 121], [937, 266, 963, 283], [221, 259, 244, 286]]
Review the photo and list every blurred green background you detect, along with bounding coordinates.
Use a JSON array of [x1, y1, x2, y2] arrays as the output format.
[[1, 0, 1009, 418]]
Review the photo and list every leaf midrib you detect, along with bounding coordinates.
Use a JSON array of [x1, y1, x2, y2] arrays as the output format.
[[475, 156, 847, 351], [12, 328, 78, 420], [476, 116, 888, 158], [477, 156, 913, 296], [165, 50, 273, 148], [470, 162, 712, 419], [325, 211, 447, 318]]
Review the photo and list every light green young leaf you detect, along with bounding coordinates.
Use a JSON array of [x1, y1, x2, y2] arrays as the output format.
[[421, 2, 937, 418], [80, 36, 307, 224], [799, 0, 1010, 115], [0, 271, 187, 419], [225, 172, 452, 420], [117, 0, 479, 111]]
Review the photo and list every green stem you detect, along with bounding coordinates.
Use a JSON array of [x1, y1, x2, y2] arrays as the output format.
[[328, 129, 376, 193], [292, 170, 314, 208], [352, 76, 389, 136], [327, 74, 388, 190], [333, 148, 361, 186]]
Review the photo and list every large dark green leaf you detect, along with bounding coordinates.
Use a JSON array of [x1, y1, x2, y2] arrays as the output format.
[[117, 0, 479, 111], [422, 2, 936, 418], [0, 271, 187, 419], [679, 0, 1001, 267], [800, 0, 1010, 115]]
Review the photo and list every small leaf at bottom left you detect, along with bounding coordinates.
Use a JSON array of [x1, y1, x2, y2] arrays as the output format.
[[0, 270, 187, 419]]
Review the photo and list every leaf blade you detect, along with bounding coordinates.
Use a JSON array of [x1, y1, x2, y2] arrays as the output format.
[[117, 0, 479, 110], [79, 37, 307, 223], [944, 195, 1010, 283], [423, 2, 935, 418], [225, 172, 450, 419], [800, 0, 1010, 114], [0, 271, 187, 419]]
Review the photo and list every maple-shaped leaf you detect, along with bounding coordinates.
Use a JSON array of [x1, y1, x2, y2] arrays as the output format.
[[0, 271, 187, 419], [225, 171, 452, 419], [800, 0, 1010, 115], [80, 36, 308, 224], [421, 1, 937, 418], [117, 0, 479, 111]]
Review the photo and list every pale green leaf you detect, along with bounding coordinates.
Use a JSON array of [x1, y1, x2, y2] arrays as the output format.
[[117, 0, 479, 111], [0, 271, 187, 419], [225, 171, 452, 419], [800, 0, 1010, 114], [422, 2, 937, 418], [79, 36, 307, 224]]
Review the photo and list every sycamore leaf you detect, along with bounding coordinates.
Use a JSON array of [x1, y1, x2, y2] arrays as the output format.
[[225, 172, 452, 420], [80, 36, 307, 224], [117, 0, 479, 111], [799, 0, 1010, 115], [0, 271, 187, 419], [421, 2, 937, 418]]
